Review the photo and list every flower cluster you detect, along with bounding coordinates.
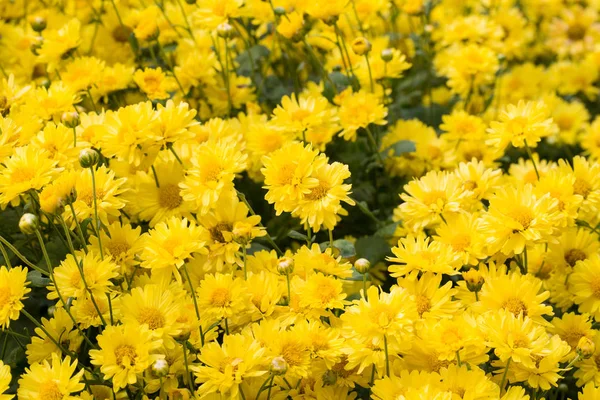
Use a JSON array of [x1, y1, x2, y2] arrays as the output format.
[[3, 0, 600, 399]]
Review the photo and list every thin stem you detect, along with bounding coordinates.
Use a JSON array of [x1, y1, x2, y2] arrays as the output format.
[[255, 374, 273, 400], [266, 375, 275, 400], [0, 235, 48, 275], [236, 191, 283, 256], [328, 230, 334, 249], [68, 202, 89, 252], [285, 273, 291, 305], [456, 350, 462, 367], [90, 167, 104, 260], [182, 264, 205, 345], [303, 39, 337, 94], [72, 127, 77, 147], [0, 241, 11, 268], [242, 246, 248, 280], [175, 0, 195, 40], [151, 165, 160, 187], [383, 334, 390, 377], [523, 245, 528, 275], [523, 139, 540, 180], [306, 225, 312, 245], [168, 144, 184, 165], [181, 341, 195, 393], [365, 125, 384, 164], [363, 273, 367, 298], [364, 54, 374, 92], [499, 358, 511, 395]]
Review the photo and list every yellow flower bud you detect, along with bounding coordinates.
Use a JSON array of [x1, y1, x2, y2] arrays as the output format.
[[270, 356, 288, 375], [277, 257, 294, 275], [351, 37, 371, 56], [61, 111, 80, 128], [30, 16, 47, 32], [577, 337, 596, 359], [354, 258, 371, 274], [462, 269, 484, 293], [152, 359, 170, 377], [217, 22, 234, 38], [19, 213, 39, 235], [79, 149, 100, 169], [381, 48, 393, 62]]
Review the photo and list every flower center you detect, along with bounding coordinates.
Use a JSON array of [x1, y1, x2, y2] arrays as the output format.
[[11, 166, 35, 183], [39, 381, 63, 400], [574, 177, 592, 197], [450, 234, 471, 252], [422, 190, 447, 207], [281, 340, 305, 367], [112, 25, 133, 42], [0, 289, 10, 308], [209, 287, 231, 307], [158, 184, 183, 210], [564, 248, 587, 267], [415, 294, 431, 317], [305, 182, 330, 201], [137, 306, 165, 330], [115, 344, 137, 367], [567, 23, 587, 41], [507, 206, 533, 230], [105, 240, 130, 259], [209, 223, 232, 243], [590, 276, 600, 298], [502, 297, 528, 317]]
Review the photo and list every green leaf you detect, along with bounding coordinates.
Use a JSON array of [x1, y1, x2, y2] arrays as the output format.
[[355, 235, 390, 265], [27, 270, 50, 288], [380, 140, 416, 158], [318, 239, 356, 258], [236, 45, 270, 76], [288, 230, 308, 242]]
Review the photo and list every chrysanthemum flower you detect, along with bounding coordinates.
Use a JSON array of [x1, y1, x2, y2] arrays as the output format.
[[337, 89, 387, 142], [0, 361, 11, 400], [26, 308, 83, 364], [388, 233, 462, 277], [90, 324, 164, 390], [271, 93, 337, 140], [17, 354, 84, 400], [0, 266, 30, 329], [569, 255, 600, 320], [487, 100, 556, 150], [192, 333, 267, 398], [196, 273, 248, 321], [133, 68, 174, 101], [0, 145, 61, 206], [397, 272, 460, 319], [88, 221, 143, 275], [293, 243, 353, 279], [49, 250, 119, 301], [140, 217, 208, 282]]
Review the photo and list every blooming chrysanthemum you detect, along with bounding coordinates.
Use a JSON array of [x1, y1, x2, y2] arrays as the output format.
[[17, 354, 84, 400], [0, 266, 30, 329], [337, 89, 387, 142]]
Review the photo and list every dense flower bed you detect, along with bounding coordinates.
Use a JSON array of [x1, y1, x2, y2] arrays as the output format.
[[2, 0, 600, 399]]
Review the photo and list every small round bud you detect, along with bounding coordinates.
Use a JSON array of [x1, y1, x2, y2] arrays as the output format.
[[577, 336, 596, 359], [351, 37, 371, 56], [217, 22, 234, 38], [152, 359, 170, 377], [47, 305, 56, 317], [61, 111, 80, 128], [185, 0, 197, 4], [19, 213, 39, 235], [380, 48, 393, 62], [354, 258, 371, 274], [277, 257, 294, 275], [462, 269, 484, 294], [273, 6, 286, 16], [270, 356, 288, 375], [36, 77, 51, 89], [174, 330, 192, 343], [30, 36, 43, 56], [79, 148, 100, 168], [232, 221, 253, 245], [558, 383, 568, 393], [30, 16, 47, 32]]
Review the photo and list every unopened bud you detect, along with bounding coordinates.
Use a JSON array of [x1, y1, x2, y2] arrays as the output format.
[[61, 111, 80, 128], [185, 0, 197, 4], [19, 213, 39, 235], [152, 359, 169, 377], [273, 6, 286, 16], [232, 221, 253, 244], [277, 257, 294, 275], [354, 258, 371, 274], [31, 16, 47, 32], [79, 149, 100, 168], [351, 37, 371, 56], [381, 48, 393, 62], [174, 330, 191, 343], [577, 337, 596, 359], [322, 369, 337, 385], [270, 356, 288, 375], [30, 36, 43, 56], [462, 269, 484, 294], [217, 22, 234, 38]]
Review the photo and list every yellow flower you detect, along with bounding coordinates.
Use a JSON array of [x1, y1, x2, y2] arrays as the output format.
[[49, 251, 119, 301], [480, 183, 560, 255], [62, 56, 106, 93], [337, 89, 387, 142], [155, 100, 198, 148], [569, 255, 600, 321], [0, 145, 61, 206], [396, 272, 460, 319], [0, 360, 12, 400], [180, 139, 247, 214], [487, 100, 556, 150], [298, 272, 347, 311], [397, 170, 467, 231], [0, 266, 29, 329], [261, 141, 320, 214], [66, 165, 128, 227], [191, 0, 243, 29], [37, 19, 81, 69], [133, 68, 174, 100], [271, 93, 337, 140], [26, 308, 83, 364], [434, 212, 487, 265], [388, 233, 462, 277], [196, 273, 248, 321], [440, 110, 487, 142], [438, 365, 500, 398], [549, 312, 595, 357], [192, 333, 267, 398], [88, 221, 143, 275], [120, 284, 183, 345], [292, 158, 355, 232], [277, 11, 304, 40], [292, 243, 353, 279], [31, 122, 80, 169], [90, 324, 164, 390], [17, 354, 84, 400], [140, 217, 207, 282]]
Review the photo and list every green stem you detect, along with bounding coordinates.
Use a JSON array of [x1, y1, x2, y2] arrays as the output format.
[[286, 273, 291, 305], [383, 334, 390, 377], [68, 202, 89, 252], [365, 125, 384, 164], [181, 341, 195, 393], [242, 246, 248, 280], [365, 54, 374, 92], [328, 230, 334, 249], [0, 235, 48, 275], [456, 350, 462, 367], [182, 264, 205, 345], [89, 166, 104, 260], [0, 241, 11, 268], [523, 139, 540, 180], [236, 191, 283, 256], [499, 358, 511, 395], [151, 165, 160, 187]]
